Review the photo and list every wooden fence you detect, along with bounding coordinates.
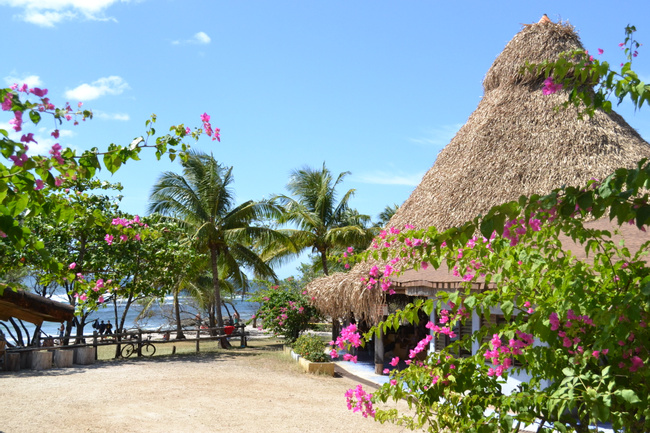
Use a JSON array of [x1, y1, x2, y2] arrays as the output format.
[[0, 325, 248, 372]]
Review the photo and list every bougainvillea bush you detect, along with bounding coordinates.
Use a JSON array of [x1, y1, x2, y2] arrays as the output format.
[[339, 27, 650, 433], [250, 277, 322, 343]]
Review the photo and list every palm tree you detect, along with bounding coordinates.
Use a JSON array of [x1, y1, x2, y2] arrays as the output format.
[[148, 151, 292, 342], [273, 163, 377, 275], [376, 204, 399, 227], [273, 163, 376, 338]]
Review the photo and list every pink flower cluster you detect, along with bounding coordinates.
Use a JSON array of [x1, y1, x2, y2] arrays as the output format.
[[330, 324, 362, 361], [200, 112, 220, 142], [542, 76, 563, 95], [548, 310, 647, 372], [106, 216, 147, 244], [345, 385, 375, 418], [484, 330, 534, 377], [503, 216, 542, 246]]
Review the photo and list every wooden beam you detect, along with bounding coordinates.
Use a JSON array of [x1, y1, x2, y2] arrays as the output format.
[[0, 289, 74, 324]]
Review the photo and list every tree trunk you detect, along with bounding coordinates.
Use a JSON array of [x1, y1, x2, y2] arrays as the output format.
[[320, 250, 330, 277], [174, 286, 185, 339], [210, 246, 230, 348]]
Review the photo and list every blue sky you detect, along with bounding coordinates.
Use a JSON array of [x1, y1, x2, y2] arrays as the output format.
[[2, 0, 650, 278]]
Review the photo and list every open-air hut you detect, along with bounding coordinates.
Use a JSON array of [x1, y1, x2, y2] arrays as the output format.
[[305, 17, 650, 375]]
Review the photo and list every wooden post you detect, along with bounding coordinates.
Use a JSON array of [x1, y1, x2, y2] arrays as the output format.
[[4, 352, 20, 371], [93, 331, 98, 360], [31, 350, 53, 370], [73, 347, 95, 365], [374, 328, 385, 374], [240, 324, 246, 347], [137, 330, 142, 357], [195, 329, 200, 353], [53, 349, 74, 368]]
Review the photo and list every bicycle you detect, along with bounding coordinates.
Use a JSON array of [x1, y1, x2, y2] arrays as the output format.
[[120, 336, 156, 358]]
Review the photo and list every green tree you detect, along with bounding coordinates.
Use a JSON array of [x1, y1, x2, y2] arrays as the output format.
[[148, 151, 292, 341], [273, 163, 377, 276]]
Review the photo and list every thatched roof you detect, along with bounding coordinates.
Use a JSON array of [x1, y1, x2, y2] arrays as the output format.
[[0, 289, 74, 325], [306, 18, 650, 321]]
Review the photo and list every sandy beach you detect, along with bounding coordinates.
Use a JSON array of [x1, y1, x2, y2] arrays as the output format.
[[0, 336, 418, 433]]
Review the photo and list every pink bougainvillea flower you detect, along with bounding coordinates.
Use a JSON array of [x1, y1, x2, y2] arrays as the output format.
[[0, 231, 6, 238], [105, 234, 114, 245], [1, 93, 13, 110], [20, 133, 36, 144], [382, 368, 389, 374], [69, 262, 76, 270], [51, 129, 60, 139], [34, 179, 45, 190], [30, 87, 48, 97], [9, 110, 23, 132], [598, 48, 604, 55], [389, 356, 399, 366], [542, 76, 563, 95]]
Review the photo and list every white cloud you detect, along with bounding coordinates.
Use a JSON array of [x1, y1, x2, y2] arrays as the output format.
[[172, 31, 211, 45], [0, 0, 127, 27], [409, 123, 463, 148], [354, 171, 425, 186], [65, 76, 129, 101], [94, 111, 130, 121], [3, 74, 43, 88], [194, 31, 211, 44]]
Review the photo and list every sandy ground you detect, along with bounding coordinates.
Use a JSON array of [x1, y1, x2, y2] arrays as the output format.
[[0, 339, 418, 433]]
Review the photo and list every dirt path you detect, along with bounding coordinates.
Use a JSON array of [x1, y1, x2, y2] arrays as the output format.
[[0, 346, 416, 433]]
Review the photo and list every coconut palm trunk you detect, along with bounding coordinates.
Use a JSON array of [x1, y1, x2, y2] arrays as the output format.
[[209, 246, 230, 347]]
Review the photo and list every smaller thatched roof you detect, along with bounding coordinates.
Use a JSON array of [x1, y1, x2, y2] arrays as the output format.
[[0, 289, 74, 325]]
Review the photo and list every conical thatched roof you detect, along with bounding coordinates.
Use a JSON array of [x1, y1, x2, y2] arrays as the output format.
[[306, 19, 650, 321]]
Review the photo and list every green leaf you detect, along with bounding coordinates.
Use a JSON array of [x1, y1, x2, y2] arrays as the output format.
[[29, 110, 41, 125], [617, 389, 641, 405], [501, 300, 514, 319]]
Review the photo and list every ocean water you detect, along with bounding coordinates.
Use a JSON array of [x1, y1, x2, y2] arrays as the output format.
[[5, 294, 261, 344]]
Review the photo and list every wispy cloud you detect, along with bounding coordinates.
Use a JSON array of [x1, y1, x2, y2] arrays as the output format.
[[3, 74, 42, 88], [354, 170, 425, 186], [1, 0, 128, 27], [94, 111, 130, 121], [65, 76, 129, 101], [409, 123, 463, 148], [172, 31, 212, 45]]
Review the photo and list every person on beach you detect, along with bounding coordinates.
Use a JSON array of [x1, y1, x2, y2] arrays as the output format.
[[105, 321, 113, 337], [233, 312, 240, 325], [58, 324, 65, 344], [98, 321, 106, 335]]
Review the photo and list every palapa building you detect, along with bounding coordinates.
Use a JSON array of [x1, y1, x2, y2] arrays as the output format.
[[305, 17, 650, 378]]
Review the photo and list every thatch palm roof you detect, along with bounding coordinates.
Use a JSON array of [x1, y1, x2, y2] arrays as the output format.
[[305, 18, 650, 321]]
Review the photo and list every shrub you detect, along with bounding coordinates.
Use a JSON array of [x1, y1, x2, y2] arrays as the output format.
[[293, 333, 330, 363], [249, 277, 322, 344]]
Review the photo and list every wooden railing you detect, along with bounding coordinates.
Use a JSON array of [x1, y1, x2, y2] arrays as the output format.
[[2, 324, 248, 361]]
